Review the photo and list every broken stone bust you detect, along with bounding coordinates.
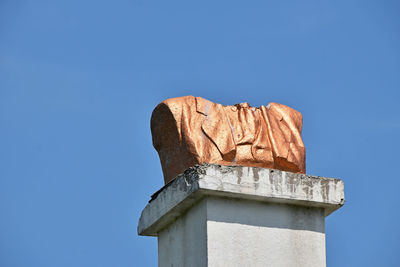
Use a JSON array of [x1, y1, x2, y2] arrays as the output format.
[[151, 96, 305, 184]]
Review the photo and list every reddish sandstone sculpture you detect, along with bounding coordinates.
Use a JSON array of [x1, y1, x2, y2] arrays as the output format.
[[151, 96, 305, 184]]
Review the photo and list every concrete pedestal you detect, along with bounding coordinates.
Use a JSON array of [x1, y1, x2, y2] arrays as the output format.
[[138, 164, 344, 267]]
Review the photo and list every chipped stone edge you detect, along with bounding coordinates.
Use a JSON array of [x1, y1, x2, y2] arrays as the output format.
[[138, 164, 345, 236]]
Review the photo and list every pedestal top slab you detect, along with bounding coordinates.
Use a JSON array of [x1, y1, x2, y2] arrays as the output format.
[[138, 164, 344, 236]]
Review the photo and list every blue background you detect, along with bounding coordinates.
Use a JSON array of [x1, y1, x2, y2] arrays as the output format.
[[1, 1, 399, 266]]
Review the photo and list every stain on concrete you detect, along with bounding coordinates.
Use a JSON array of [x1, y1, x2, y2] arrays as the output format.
[[253, 168, 260, 182], [236, 167, 243, 184]]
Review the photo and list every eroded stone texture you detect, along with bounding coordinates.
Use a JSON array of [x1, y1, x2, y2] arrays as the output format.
[[137, 164, 344, 237], [138, 164, 345, 267], [151, 96, 306, 184]]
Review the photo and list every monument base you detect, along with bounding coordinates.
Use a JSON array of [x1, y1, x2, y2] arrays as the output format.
[[138, 164, 344, 267]]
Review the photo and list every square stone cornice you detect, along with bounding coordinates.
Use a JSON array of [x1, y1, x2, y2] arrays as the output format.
[[138, 164, 344, 236]]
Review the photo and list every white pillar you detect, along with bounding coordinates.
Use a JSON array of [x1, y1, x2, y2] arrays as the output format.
[[138, 164, 344, 267]]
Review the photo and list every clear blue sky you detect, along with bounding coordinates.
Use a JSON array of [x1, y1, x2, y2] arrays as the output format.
[[1, 1, 399, 266]]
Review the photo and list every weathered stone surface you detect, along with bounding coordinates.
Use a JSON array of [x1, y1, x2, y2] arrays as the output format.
[[157, 197, 327, 267], [138, 164, 344, 236]]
